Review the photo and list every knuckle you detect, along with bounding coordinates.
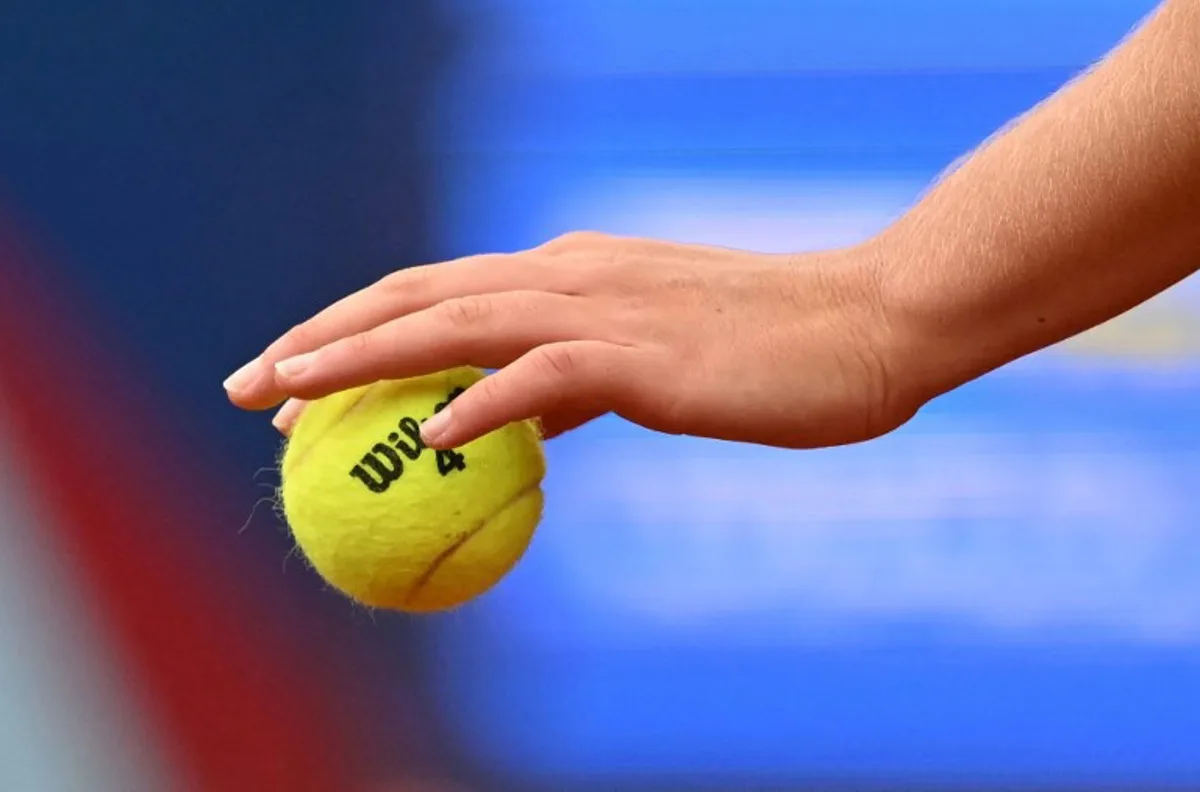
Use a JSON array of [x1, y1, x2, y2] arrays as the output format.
[[565, 230, 611, 246], [437, 295, 494, 329], [377, 265, 437, 307], [475, 373, 507, 407], [664, 270, 703, 293], [377, 265, 424, 294], [346, 331, 374, 357], [599, 243, 654, 286], [540, 230, 611, 253], [533, 344, 581, 380], [273, 324, 316, 357], [376, 269, 406, 292]]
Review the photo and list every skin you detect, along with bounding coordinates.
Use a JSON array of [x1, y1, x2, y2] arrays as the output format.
[[225, 0, 1200, 452]]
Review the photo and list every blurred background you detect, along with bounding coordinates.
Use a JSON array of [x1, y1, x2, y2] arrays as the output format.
[[1, 1, 1198, 790]]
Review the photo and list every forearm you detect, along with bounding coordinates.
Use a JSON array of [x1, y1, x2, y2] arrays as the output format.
[[877, 0, 1200, 401]]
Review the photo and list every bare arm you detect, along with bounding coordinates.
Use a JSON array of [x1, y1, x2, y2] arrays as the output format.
[[227, 0, 1200, 451], [879, 0, 1200, 403]]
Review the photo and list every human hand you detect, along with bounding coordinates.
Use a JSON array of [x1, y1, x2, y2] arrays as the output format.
[[223, 232, 920, 450]]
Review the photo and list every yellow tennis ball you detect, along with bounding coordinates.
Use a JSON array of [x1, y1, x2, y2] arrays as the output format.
[[279, 367, 545, 613]]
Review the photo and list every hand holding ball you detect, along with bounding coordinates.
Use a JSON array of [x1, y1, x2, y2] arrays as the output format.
[[279, 367, 545, 612]]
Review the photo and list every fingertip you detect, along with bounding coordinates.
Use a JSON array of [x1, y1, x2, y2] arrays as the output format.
[[272, 399, 307, 436], [422, 432, 473, 451], [420, 404, 488, 450], [224, 357, 298, 411], [422, 426, 482, 450], [223, 357, 262, 392], [419, 404, 453, 446], [223, 358, 271, 407], [274, 351, 316, 382], [268, 353, 338, 403]]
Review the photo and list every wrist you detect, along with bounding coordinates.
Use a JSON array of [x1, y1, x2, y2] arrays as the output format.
[[799, 240, 941, 431], [868, 228, 1007, 408]]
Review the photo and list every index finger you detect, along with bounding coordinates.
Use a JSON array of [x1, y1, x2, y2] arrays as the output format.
[[223, 252, 553, 409]]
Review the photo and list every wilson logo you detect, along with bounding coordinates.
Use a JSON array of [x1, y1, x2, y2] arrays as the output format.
[[349, 387, 467, 494]]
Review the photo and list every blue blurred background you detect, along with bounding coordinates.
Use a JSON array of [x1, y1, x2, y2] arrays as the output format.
[[2, 1, 1198, 790]]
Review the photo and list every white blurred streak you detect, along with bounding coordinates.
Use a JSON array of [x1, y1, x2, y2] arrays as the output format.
[[544, 429, 1200, 645], [0, 407, 182, 792], [551, 177, 914, 253]]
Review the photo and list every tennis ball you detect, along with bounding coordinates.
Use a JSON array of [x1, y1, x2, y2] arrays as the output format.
[[279, 367, 545, 613]]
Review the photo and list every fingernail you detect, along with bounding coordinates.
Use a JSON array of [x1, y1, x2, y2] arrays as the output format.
[[273, 399, 307, 436], [223, 358, 262, 393], [421, 405, 453, 445], [275, 352, 315, 379]]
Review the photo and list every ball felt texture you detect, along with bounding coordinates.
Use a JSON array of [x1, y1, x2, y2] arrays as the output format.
[[279, 367, 545, 612]]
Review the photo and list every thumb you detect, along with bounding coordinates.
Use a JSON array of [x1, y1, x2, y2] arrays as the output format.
[[419, 341, 631, 448]]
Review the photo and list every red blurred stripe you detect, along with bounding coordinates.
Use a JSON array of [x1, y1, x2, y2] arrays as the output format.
[[0, 213, 353, 791]]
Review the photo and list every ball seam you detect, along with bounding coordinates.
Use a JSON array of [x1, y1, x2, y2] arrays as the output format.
[[402, 478, 542, 608], [285, 386, 379, 476]]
